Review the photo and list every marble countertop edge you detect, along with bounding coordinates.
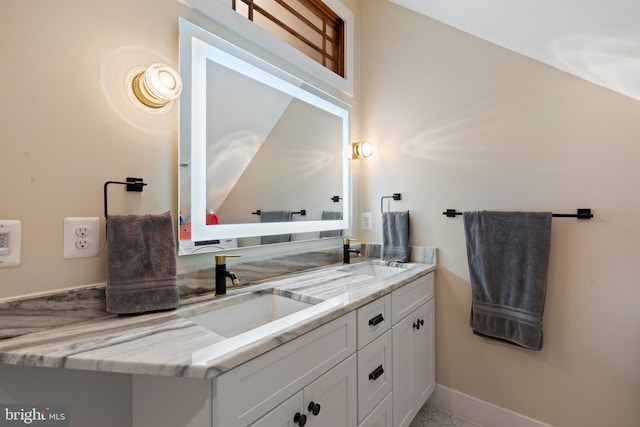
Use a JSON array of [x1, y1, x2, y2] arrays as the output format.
[[0, 251, 436, 379]]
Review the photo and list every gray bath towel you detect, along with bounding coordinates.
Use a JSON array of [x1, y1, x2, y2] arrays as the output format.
[[106, 212, 180, 314], [319, 210, 343, 238], [382, 211, 410, 262], [463, 211, 552, 350], [260, 211, 292, 245]]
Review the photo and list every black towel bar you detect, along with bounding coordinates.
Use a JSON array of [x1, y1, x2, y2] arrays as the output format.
[[252, 209, 306, 216], [442, 208, 593, 220]]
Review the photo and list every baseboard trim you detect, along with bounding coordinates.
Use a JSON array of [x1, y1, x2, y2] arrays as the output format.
[[428, 384, 553, 427]]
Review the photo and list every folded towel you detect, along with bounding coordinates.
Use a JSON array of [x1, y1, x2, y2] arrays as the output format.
[[463, 211, 552, 350], [319, 210, 343, 238], [260, 211, 292, 245], [106, 212, 180, 314], [382, 211, 410, 262]]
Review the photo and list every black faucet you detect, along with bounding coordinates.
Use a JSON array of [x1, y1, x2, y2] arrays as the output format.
[[215, 255, 240, 296], [343, 238, 361, 264]]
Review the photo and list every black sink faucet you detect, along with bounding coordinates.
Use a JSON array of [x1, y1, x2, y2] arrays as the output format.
[[215, 255, 240, 296], [343, 238, 361, 264]]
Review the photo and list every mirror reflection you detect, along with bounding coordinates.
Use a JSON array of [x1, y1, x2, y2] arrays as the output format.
[[178, 19, 351, 255]]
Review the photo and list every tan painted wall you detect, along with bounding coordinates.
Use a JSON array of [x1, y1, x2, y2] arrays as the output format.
[[0, 0, 361, 299], [4, 0, 638, 424], [359, 1, 640, 426]]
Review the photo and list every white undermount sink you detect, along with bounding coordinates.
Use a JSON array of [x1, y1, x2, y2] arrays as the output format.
[[186, 293, 313, 338], [343, 262, 406, 278]]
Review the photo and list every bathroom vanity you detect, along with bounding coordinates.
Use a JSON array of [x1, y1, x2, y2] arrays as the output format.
[[0, 255, 435, 427], [132, 263, 434, 427]]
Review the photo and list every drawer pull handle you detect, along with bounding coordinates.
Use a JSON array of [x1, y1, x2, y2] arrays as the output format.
[[368, 364, 385, 381], [293, 412, 307, 426], [308, 401, 321, 416], [413, 318, 425, 330], [368, 313, 384, 326]]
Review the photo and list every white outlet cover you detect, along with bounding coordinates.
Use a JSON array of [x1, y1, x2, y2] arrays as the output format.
[[0, 220, 21, 267], [64, 217, 100, 259], [361, 212, 373, 230]]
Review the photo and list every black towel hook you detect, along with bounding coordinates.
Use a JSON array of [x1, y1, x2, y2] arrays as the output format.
[[103, 177, 147, 219]]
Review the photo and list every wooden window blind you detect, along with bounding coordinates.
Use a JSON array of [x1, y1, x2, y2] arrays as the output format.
[[232, 0, 345, 77]]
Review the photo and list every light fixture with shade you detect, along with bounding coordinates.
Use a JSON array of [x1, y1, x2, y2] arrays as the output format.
[[352, 140, 374, 159], [132, 63, 182, 108]]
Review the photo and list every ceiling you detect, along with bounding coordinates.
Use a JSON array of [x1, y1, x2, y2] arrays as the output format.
[[389, 0, 640, 101]]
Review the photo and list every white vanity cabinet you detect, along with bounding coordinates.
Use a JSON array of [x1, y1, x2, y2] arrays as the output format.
[[214, 311, 357, 427], [391, 273, 435, 427], [356, 294, 393, 426], [359, 392, 393, 427], [131, 270, 435, 427], [251, 354, 357, 427], [355, 272, 435, 427], [250, 391, 304, 427]]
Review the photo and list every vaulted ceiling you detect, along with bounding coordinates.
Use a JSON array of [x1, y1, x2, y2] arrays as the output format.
[[390, 0, 640, 101]]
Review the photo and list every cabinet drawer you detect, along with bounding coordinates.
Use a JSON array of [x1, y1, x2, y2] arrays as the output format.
[[357, 294, 391, 349], [391, 273, 433, 324], [215, 311, 357, 427], [357, 330, 393, 422], [359, 392, 392, 427]]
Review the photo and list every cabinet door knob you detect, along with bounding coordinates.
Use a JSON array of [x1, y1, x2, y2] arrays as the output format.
[[413, 318, 424, 329], [368, 313, 384, 326], [293, 412, 307, 426], [368, 364, 385, 381], [307, 401, 321, 416]]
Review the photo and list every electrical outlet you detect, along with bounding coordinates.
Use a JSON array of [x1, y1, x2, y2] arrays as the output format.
[[75, 239, 89, 249], [75, 226, 89, 237], [361, 212, 373, 230], [64, 217, 100, 259]]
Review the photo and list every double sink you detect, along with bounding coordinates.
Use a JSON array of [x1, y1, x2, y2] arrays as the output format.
[[184, 261, 407, 339]]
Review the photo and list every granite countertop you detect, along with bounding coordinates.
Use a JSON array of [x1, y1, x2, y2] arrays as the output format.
[[0, 249, 436, 380]]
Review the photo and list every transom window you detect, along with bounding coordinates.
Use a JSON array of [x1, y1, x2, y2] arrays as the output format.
[[232, 0, 345, 77]]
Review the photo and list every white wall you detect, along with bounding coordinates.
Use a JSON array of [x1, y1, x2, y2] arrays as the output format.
[[0, 364, 132, 427], [359, 1, 640, 426], [390, 0, 640, 101]]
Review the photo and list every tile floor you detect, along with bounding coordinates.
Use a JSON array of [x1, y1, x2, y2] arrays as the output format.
[[410, 402, 485, 427]]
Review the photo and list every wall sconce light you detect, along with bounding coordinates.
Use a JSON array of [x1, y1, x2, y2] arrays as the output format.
[[131, 63, 182, 108], [352, 141, 374, 159]]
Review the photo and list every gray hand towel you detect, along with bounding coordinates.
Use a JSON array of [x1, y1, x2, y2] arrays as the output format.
[[319, 210, 343, 238], [463, 211, 552, 350], [260, 211, 292, 245], [106, 212, 180, 314], [382, 211, 410, 262]]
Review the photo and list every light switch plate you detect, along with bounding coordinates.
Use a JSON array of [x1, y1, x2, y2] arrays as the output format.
[[0, 220, 21, 267]]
